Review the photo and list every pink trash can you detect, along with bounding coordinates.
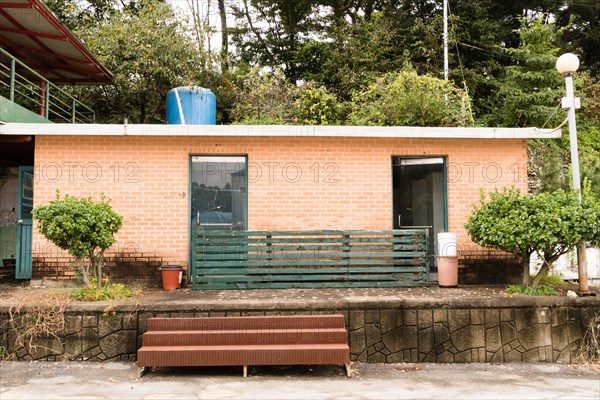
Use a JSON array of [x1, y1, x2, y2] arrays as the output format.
[[437, 256, 458, 288]]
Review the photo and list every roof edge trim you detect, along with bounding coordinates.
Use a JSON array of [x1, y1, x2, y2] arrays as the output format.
[[0, 123, 562, 139]]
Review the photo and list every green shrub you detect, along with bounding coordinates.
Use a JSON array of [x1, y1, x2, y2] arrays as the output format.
[[465, 187, 600, 287], [33, 192, 123, 288], [506, 284, 557, 296], [70, 282, 137, 301], [231, 68, 301, 124], [296, 87, 341, 125], [538, 272, 567, 286], [348, 69, 472, 127]]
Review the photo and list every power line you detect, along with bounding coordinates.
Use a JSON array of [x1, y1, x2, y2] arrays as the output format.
[[446, 1, 474, 122], [446, 1, 466, 83], [456, 42, 513, 60]]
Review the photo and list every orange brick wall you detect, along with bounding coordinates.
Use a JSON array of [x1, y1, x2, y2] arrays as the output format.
[[32, 135, 528, 269]]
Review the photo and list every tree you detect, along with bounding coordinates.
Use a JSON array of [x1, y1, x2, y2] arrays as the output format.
[[348, 69, 472, 127], [465, 187, 600, 287], [186, 0, 214, 57], [70, 0, 211, 123], [482, 15, 565, 127], [185, 0, 230, 71], [555, 0, 600, 76], [217, 0, 229, 72], [33, 193, 123, 288], [533, 131, 600, 199], [480, 14, 600, 198], [298, 12, 404, 100], [530, 71, 600, 198], [45, 0, 600, 128], [44, 0, 119, 30], [230, 0, 321, 82], [230, 68, 302, 124]]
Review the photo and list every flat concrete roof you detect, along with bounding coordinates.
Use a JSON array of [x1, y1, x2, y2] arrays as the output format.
[[0, 123, 563, 139]]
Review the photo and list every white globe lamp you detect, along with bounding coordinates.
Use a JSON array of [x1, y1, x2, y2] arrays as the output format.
[[556, 53, 580, 75]]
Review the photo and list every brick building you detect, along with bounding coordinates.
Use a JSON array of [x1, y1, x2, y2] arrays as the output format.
[[0, 0, 561, 286], [1, 123, 560, 285]]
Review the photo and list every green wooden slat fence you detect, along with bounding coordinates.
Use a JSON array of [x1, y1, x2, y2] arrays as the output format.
[[191, 230, 429, 290]]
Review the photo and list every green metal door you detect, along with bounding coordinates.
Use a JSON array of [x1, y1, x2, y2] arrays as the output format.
[[16, 166, 33, 279]]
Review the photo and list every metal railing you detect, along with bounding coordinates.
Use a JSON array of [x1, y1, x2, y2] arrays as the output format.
[[0, 47, 95, 123]]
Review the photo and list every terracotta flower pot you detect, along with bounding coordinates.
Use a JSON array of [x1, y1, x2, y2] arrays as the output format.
[[161, 265, 182, 290]]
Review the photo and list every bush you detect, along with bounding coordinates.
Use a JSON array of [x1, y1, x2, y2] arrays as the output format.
[[296, 87, 341, 125], [506, 284, 557, 296], [70, 282, 137, 301], [538, 272, 567, 286], [348, 69, 472, 127], [465, 187, 600, 287], [231, 68, 301, 124], [33, 192, 123, 288]]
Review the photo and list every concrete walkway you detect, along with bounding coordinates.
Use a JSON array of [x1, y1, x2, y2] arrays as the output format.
[[0, 362, 598, 399], [4, 284, 596, 312], [2, 281, 599, 314]]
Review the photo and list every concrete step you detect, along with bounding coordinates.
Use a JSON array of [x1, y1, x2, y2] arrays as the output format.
[[141, 328, 348, 346], [147, 315, 345, 331], [138, 315, 352, 378], [137, 344, 351, 367]]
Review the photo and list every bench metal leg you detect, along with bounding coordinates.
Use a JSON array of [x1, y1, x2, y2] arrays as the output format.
[[345, 363, 352, 378], [243, 365, 248, 378], [137, 366, 145, 378]]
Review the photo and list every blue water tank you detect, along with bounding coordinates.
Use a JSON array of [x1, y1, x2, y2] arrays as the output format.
[[166, 85, 216, 125]]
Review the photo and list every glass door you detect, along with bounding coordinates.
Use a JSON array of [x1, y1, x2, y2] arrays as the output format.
[[190, 156, 247, 231], [393, 157, 447, 269]]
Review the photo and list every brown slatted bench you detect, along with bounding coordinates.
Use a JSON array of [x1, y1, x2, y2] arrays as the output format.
[[137, 314, 351, 378]]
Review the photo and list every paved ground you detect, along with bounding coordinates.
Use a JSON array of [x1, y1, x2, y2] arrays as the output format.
[[0, 362, 598, 399], [1, 284, 598, 399]]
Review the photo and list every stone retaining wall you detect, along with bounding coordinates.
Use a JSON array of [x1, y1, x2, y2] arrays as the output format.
[[1, 301, 596, 364]]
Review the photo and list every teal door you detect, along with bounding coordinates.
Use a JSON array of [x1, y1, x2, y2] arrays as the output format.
[[15, 166, 33, 279], [189, 156, 248, 284]]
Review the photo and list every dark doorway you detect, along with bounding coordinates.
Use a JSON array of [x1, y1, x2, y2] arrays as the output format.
[[393, 157, 447, 269]]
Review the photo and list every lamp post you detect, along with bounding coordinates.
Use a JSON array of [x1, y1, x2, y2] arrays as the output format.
[[555, 53, 589, 295]]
